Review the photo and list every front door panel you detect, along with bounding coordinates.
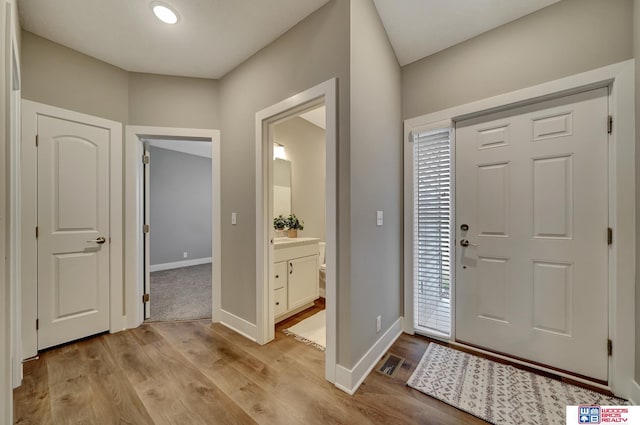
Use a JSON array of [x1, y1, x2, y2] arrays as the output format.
[[455, 88, 609, 381]]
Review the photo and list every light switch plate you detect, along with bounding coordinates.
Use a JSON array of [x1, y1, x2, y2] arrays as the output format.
[[376, 210, 383, 226], [231, 212, 237, 225]]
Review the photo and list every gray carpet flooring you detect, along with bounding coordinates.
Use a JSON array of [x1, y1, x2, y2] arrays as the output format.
[[149, 263, 212, 321]]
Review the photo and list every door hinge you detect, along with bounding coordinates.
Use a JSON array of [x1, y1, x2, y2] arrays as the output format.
[[35, 226, 39, 238], [35, 134, 39, 147], [142, 293, 150, 303], [143, 224, 150, 233], [607, 339, 612, 356], [607, 227, 613, 245], [608, 115, 613, 134], [143, 155, 150, 164], [36, 319, 39, 330]]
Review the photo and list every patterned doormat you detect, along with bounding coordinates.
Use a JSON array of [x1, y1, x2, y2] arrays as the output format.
[[407, 343, 627, 425]]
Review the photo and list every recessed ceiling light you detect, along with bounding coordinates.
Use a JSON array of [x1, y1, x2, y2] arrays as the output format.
[[152, 3, 179, 24]]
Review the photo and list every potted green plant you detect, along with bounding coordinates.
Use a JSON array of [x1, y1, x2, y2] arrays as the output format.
[[285, 213, 304, 238], [273, 214, 287, 237]]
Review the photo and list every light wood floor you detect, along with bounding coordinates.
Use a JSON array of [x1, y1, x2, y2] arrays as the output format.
[[14, 302, 487, 425]]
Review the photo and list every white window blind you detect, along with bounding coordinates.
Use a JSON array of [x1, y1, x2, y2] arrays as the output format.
[[413, 127, 451, 335]]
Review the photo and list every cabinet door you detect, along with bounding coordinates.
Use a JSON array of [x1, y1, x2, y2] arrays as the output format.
[[288, 255, 319, 310], [274, 287, 287, 317], [274, 261, 287, 290]]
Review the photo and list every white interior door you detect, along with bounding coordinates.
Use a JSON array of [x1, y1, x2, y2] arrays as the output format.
[[37, 115, 111, 350], [455, 88, 609, 381]]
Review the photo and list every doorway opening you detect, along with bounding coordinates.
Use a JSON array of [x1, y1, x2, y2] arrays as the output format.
[[141, 138, 213, 321], [271, 104, 327, 347], [124, 126, 221, 329], [255, 79, 337, 383]]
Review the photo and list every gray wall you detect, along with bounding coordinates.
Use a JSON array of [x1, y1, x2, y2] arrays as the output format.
[[21, 31, 129, 124], [129, 73, 220, 129], [218, 0, 351, 349], [273, 117, 326, 240], [20, 31, 221, 129], [349, 0, 402, 366], [635, 0, 640, 385], [149, 147, 212, 265], [402, 0, 634, 119]]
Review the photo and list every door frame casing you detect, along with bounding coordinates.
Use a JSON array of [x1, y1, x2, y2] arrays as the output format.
[[21, 100, 124, 359], [255, 78, 337, 384], [403, 59, 635, 398], [124, 125, 221, 329], [8, 7, 21, 389]]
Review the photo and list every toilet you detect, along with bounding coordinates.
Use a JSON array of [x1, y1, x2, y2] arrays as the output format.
[[319, 242, 326, 298]]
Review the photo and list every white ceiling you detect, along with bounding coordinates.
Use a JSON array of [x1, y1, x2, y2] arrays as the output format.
[[18, 0, 563, 78], [299, 106, 326, 130], [18, 0, 330, 79], [373, 0, 561, 66], [147, 139, 212, 158]]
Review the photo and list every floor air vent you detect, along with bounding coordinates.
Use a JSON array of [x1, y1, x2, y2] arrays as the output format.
[[378, 353, 405, 377]]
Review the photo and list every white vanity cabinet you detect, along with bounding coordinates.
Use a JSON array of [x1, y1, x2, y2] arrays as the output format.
[[274, 238, 319, 323], [273, 261, 288, 316]]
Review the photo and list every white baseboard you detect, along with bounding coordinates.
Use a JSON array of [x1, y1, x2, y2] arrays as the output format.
[[219, 309, 257, 342], [629, 379, 640, 405], [150, 257, 212, 272], [334, 316, 403, 395]]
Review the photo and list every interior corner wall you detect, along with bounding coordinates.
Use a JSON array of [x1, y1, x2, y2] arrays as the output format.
[[128, 73, 220, 129], [634, 0, 640, 384], [20, 31, 222, 131], [349, 0, 402, 366], [20, 31, 129, 124], [401, 0, 634, 120], [218, 0, 350, 345], [149, 146, 212, 266], [273, 117, 326, 241]]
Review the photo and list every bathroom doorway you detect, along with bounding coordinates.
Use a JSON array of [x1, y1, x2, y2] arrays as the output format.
[[272, 104, 327, 348], [255, 79, 337, 383]]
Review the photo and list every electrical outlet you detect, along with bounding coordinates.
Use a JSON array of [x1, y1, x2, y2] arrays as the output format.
[[183, 252, 188, 258], [376, 315, 381, 333], [376, 210, 383, 226], [231, 212, 237, 225]]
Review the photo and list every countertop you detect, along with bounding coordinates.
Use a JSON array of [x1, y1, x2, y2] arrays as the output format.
[[274, 237, 320, 249]]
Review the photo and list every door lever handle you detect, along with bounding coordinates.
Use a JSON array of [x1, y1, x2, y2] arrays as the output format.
[[87, 236, 106, 244], [460, 239, 477, 247]]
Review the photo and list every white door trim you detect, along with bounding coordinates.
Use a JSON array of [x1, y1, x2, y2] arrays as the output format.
[[404, 59, 635, 399], [9, 9, 21, 390], [20, 100, 123, 359], [255, 78, 337, 384], [124, 125, 221, 329]]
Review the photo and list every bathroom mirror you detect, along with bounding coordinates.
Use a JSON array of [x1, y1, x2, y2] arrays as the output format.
[[274, 158, 291, 217]]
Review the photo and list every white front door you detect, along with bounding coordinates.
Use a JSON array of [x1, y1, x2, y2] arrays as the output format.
[[37, 115, 111, 350], [455, 88, 609, 381]]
